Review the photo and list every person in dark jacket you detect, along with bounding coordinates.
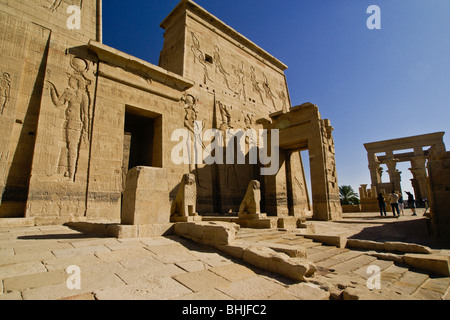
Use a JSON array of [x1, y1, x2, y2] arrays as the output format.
[[405, 191, 416, 216], [377, 193, 387, 217]]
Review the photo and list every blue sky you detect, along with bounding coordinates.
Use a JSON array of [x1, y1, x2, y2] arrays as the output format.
[[103, 0, 450, 195]]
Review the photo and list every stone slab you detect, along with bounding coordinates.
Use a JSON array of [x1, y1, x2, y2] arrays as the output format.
[[304, 234, 347, 248], [216, 276, 285, 300], [404, 254, 450, 277], [173, 270, 231, 293], [95, 276, 192, 300]]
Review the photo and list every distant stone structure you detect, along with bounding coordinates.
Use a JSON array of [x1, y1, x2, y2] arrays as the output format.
[[363, 132, 446, 201], [0, 0, 341, 230], [360, 132, 450, 239]]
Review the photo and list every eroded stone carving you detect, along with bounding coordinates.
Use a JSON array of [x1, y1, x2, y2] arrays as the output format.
[[214, 45, 231, 90], [239, 180, 261, 216], [263, 73, 277, 111], [171, 173, 198, 218], [47, 56, 91, 181], [0, 72, 11, 116], [217, 100, 233, 132], [233, 62, 246, 102], [190, 32, 212, 83], [278, 89, 288, 113], [250, 66, 265, 105], [45, 0, 83, 12]]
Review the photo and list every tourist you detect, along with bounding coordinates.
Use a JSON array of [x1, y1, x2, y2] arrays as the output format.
[[389, 191, 400, 217], [397, 191, 405, 215], [406, 191, 416, 216], [423, 197, 429, 215], [377, 193, 387, 217]]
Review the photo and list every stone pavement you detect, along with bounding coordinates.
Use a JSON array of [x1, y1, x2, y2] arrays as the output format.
[[1, 211, 449, 300], [235, 228, 450, 300], [0, 224, 328, 300]]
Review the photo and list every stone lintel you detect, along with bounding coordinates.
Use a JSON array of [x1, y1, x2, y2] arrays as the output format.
[[88, 40, 195, 94]]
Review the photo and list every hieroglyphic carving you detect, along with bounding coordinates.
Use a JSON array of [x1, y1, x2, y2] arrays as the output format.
[[250, 66, 265, 105], [0, 72, 11, 116], [45, 0, 83, 12], [232, 62, 246, 102], [182, 94, 207, 188], [217, 101, 233, 132], [321, 120, 338, 191], [47, 56, 92, 181], [243, 112, 256, 146], [190, 32, 212, 83], [278, 90, 288, 113], [262, 73, 277, 111], [213, 46, 232, 90], [183, 94, 206, 150], [215, 100, 239, 189]]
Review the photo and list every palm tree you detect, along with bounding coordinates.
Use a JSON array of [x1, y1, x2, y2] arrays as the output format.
[[339, 185, 360, 205]]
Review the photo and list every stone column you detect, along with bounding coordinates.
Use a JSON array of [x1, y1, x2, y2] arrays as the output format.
[[367, 153, 381, 188], [410, 155, 428, 201], [385, 156, 401, 192], [359, 184, 368, 200]]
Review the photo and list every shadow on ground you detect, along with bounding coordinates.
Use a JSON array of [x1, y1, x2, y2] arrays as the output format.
[[348, 218, 450, 249]]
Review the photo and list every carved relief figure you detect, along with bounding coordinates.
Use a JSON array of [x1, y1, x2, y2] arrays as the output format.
[[47, 0, 63, 11], [250, 66, 265, 105], [190, 32, 212, 83], [182, 94, 206, 188], [47, 57, 91, 181], [171, 174, 198, 218], [243, 113, 256, 146], [216, 101, 239, 189], [0, 72, 11, 116], [45, 0, 83, 12], [217, 101, 232, 132], [262, 73, 277, 111], [232, 62, 246, 102], [239, 180, 261, 215], [213, 46, 231, 90], [278, 90, 288, 113]]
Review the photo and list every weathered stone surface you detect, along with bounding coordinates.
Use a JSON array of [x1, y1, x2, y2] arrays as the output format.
[[242, 246, 316, 282], [286, 283, 330, 300], [216, 276, 285, 300], [173, 270, 230, 293], [346, 239, 385, 251], [403, 254, 450, 277], [304, 234, 347, 248], [383, 242, 433, 254], [174, 221, 239, 246]]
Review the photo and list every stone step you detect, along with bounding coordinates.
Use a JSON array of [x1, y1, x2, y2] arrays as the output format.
[[331, 254, 378, 273], [316, 250, 364, 269], [308, 248, 350, 263], [235, 230, 286, 240], [236, 234, 289, 243]]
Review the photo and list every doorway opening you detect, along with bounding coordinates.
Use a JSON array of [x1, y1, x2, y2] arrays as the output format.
[[122, 106, 162, 193]]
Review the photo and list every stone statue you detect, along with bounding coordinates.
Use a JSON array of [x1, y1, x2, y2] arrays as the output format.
[[239, 180, 261, 215], [171, 174, 198, 218]]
